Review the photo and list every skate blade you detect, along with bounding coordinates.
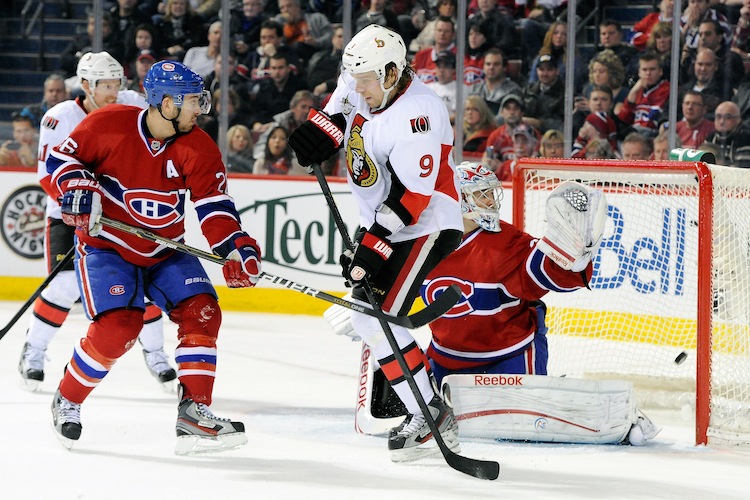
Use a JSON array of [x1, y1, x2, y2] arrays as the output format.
[[19, 378, 41, 392], [50, 424, 77, 451], [390, 433, 460, 463], [174, 432, 247, 456]]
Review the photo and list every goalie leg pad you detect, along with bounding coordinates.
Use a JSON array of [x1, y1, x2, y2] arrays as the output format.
[[355, 343, 408, 435], [442, 374, 638, 444]]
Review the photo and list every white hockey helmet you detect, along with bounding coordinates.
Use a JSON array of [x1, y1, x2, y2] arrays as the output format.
[[457, 161, 503, 232], [76, 51, 126, 90], [342, 24, 407, 81]]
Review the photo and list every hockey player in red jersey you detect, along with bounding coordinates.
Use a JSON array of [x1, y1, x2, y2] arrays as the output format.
[[18, 51, 177, 393], [289, 24, 464, 463], [46, 60, 262, 455], [327, 162, 661, 446]]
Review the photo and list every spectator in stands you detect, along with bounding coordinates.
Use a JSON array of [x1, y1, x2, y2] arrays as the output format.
[[252, 89, 315, 156], [483, 93, 540, 171], [240, 20, 298, 82], [680, 49, 729, 120], [250, 52, 307, 126], [528, 21, 584, 89], [652, 128, 681, 160], [575, 49, 629, 135], [702, 100, 750, 168], [109, 0, 152, 64], [538, 129, 565, 158], [126, 49, 156, 93], [584, 137, 616, 159], [60, 12, 122, 78], [518, 0, 567, 72], [676, 90, 715, 148], [203, 53, 252, 112], [597, 19, 639, 79], [683, 19, 745, 94], [470, 48, 522, 115], [306, 24, 344, 95], [629, 0, 675, 51], [413, 16, 456, 84], [199, 88, 255, 142], [522, 53, 565, 133], [355, 0, 400, 34], [645, 21, 677, 78], [409, 0, 458, 54], [154, 0, 206, 61], [463, 21, 492, 88], [681, 0, 731, 50], [572, 85, 618, 158], [732, 77, 750, 129], [226, 124, 256, 173], [462, 95, 497, 160], [618, 52, 670, 139], [0, 114, 37, 168], [495, 123, 539, 181], [467, 0, 520, 60], [123, 24, 162, 80], [274, 0, 333, 65], [253, 125, 306, 175], [730, 0, 750, 64], [19, 73, 68, 128], [620, 132, 654, 160], [183, 21, 222, 79], [231, 0, 268, 57], [426, 51, 458, 123]]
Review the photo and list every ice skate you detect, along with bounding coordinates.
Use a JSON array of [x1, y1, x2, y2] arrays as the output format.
[[142, 348, 177, 392], [387, 394, 460, 463], [175, 398, 247, 455], [18, 342, 46, 391], [625, 410, 662, 446], [51, 389, 82, 450]]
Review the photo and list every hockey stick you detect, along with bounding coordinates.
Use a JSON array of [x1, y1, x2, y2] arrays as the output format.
[[97, 216, 459, 329], [309, 165, 500, 481], [0, 246, 76, 340]]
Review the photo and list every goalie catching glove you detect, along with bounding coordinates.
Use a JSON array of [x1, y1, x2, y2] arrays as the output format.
[[536, 181, 607, 272], [60, 177, 103, 236], [288, 109, 345, 169], [340, 226, 393, 285], [215, 233, 262, 288]]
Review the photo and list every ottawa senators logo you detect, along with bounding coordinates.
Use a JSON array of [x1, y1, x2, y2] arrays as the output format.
[[374, 38, 385, 48], [410, 116, 430, 134], [346, 114, 378, 187]]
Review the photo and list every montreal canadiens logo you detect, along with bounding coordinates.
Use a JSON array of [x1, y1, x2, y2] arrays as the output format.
[[162, 62, 176, 71], [1, 185, 46, 259], [422, 277, 474, 318], [110, 285, 125, 295], [123, 189, 182, 228]]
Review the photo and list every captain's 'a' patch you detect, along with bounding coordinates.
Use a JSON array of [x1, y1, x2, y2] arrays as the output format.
[[42, 116, 59, 130], [410, 116, 430, 134]]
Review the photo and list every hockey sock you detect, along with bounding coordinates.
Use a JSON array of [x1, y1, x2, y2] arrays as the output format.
[[137, 303, 165, 352], [26, 297, 70, 350], [378, 341, 435, 415]]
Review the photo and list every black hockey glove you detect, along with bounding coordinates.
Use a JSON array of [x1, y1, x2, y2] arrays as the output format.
[[340, 227, 393, 285], [288, 109, 345, 170]]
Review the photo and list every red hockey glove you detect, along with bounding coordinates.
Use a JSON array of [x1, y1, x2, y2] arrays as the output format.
[[288, 109, 345, 169], [219, 233, 262, 288], [60, 178, 103, 236], [340, 230, 393, 285]]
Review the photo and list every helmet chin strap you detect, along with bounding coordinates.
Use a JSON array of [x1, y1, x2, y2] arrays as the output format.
[[371, 68, 403, 112], [157, 104, 182, 135]]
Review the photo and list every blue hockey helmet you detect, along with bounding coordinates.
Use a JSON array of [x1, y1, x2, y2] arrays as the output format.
[[143, 61, 211, 114]]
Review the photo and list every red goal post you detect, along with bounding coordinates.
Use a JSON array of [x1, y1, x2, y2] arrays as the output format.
[[512, 157, 750, 446]]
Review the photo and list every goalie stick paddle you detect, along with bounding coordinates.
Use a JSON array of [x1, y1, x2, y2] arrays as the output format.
[[309, 164, 500, 481], [97, 216, 459, 329], [0, 246, 75, 341]]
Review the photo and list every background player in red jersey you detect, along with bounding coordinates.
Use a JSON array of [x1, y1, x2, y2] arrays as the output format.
[[45, 61, 262, 455], [18, 52, 177, 393]]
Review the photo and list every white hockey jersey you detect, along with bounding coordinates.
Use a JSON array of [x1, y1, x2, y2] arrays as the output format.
[[323, 73, 462, 242], [37, 90, 147, 219]]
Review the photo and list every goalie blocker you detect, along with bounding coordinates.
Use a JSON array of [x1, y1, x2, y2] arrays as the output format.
[[355, 348, 660, 445]]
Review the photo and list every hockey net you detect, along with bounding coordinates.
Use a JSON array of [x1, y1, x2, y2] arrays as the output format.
[[513, 158, 750, 446]]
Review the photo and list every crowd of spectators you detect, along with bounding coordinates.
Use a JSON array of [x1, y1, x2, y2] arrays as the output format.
[[8, 0, 750, 173]]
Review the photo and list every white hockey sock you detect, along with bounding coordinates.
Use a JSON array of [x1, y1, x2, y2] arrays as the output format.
[[389, 367, 435, 415], [138, 317, 165, 352]]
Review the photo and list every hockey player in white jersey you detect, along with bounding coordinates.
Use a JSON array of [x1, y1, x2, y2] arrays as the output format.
[[18, 51, 176, 391], [289, 25, 464, 463]]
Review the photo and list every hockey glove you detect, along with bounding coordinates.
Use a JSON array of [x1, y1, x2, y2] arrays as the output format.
[[340, 229, 393, 285], [60, 178, 103, 236], [322, 293, 361, 341], [220, 233, 262, 288], [288, 109, 345, 170]]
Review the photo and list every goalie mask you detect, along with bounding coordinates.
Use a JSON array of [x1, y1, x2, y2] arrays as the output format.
[[457, 162, 503, 232]]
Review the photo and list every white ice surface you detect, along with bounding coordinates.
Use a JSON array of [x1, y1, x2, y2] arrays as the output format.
[[1, 302, 749, 500]]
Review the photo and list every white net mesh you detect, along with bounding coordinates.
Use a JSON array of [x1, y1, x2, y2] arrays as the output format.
[[516, 160, 750, 446]]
